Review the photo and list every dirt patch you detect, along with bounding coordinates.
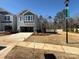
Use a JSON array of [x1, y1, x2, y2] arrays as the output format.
[[24, 32, 79, 48], [0, 32, 17, 36], [5, 46, 44, 59], [5, 46, 79, 59]]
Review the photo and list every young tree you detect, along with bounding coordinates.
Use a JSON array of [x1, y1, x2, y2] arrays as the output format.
[[53, 16, 58, 32]]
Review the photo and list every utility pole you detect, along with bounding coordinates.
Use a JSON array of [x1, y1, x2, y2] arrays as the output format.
[[65, 0, 70, 44]]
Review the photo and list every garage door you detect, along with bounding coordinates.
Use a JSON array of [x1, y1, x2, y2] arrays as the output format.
[[5, 26, 12, 32], [20, 27, 33, 32]]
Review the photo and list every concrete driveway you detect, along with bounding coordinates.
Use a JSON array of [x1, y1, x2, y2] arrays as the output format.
[[0, 33, 33, 45], [9, 32, 33, 42]]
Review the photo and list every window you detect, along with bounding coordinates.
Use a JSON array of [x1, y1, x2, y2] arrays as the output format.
[[5, 16, 10, 21], [26, 16, 28, 20], [24, 16, 27, 21], [30, 16, 33, 20], [24, 15, 33, 21], [28, 16, 30, 20]]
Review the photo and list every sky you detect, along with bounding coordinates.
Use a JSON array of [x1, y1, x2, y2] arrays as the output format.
[[0, 0, 79, 17]]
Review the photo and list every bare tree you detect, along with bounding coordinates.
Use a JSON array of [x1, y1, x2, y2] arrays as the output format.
[[53, 16, 58, 32]]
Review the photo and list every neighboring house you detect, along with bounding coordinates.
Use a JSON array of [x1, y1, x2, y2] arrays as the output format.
[[0, 8, 17, 32], [17, 9, 43, 32], [0, 14, 4, 31]]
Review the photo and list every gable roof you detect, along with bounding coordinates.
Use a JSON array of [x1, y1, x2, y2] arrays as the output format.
[[17, 9, 37, 16]]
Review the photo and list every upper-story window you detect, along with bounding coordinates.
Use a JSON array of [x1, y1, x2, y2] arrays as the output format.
[[5, 16, 10, 21], [30, 16, 33, 20], [24, 15, 33, 21], [2, 16, 11, 23], [25, 16, 28, 21], [28, 16, 30, 20]]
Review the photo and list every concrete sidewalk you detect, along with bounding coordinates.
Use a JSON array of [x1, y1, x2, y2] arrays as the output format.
[[0, 44, 15, 59], [17, 42, 79, 56]]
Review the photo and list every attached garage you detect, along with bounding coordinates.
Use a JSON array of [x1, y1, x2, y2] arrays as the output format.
[[20, 27, 34, 32], [4, 26, 12, 32]]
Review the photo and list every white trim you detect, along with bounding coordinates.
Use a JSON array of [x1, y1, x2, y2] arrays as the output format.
[[24, 15, 33, 21]]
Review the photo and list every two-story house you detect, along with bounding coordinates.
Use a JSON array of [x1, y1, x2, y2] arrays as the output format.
[[17, 9, 42, 32], [0, 8, 17, 32]]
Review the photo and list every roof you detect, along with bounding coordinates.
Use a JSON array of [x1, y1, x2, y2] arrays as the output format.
[[17, 9, 37, 16], [0, 8, 13, 15]]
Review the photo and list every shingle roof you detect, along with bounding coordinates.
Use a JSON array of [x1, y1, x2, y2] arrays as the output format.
[[0, 8, 13, 15], [18, 9, 32, 15]]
